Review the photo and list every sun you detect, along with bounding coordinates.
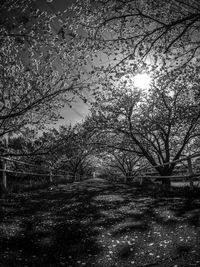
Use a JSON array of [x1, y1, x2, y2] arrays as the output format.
[[132, 73, 151, 90], [118, 73, 151, 91]]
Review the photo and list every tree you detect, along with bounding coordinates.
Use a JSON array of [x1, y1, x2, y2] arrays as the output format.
[[84, 128, 142, 181], [57, 124, 96, 178], [0, 1, 95, 194], [100, 149, 142, 182], [87, 62, 200, 186], [1, 123, 97, 187], [0, 0, 90, 141], [69, 0, 200, 66], [28, 123, 97, 180]]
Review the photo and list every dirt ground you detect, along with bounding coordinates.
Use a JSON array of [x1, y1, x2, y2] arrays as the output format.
[[0, 178, 200, 267]]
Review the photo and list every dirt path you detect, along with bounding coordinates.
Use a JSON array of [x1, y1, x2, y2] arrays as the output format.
[[0, 178, 200, 267]]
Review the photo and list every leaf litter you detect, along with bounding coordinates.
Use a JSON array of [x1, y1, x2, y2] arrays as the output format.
[[0, 179, 200, 266]]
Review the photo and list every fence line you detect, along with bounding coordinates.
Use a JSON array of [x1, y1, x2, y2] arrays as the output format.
[[134, 152, 200, 174], [0, 156, 49, 169], [2, 152, 200, 192], [0, 156, 79, 192], [0, 169, 50, 177], [108, 153, 200, 188]]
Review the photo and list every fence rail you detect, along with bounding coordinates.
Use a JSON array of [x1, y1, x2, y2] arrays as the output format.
[[134, 152, 200, 173], [0, 156, 49, 169], [109, 153, 200, 188], [2, 153, 200, 192], [0, 156, 83, 193]]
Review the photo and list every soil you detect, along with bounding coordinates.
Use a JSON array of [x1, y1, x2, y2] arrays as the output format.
[[0, 178, 200, 267]]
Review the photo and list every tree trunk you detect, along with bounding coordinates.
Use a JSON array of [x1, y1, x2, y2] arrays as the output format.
[[161, 178, 171, 188], [125, 171, 133, 183], [0, 160, 7, 197], [156, 166, 172, 188], [187, 157, 194, 190], [126, 176, 132, 183]]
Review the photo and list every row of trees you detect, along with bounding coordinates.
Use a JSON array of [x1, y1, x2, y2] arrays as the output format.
[[7, 62, 200, 185], [87, 63, 200, 181], [4, 124, 96, 179], [2, 63, 200, 185], [65, 0, 200, 185], [1, 0, 200, 191], [0, 0, 91, 194], [2, 122, 145, 184]]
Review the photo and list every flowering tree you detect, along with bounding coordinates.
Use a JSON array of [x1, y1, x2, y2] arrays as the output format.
[[30, 123, 96, 178], [99, 148, 142, 182], [0, 0, 95, 194], [87, 62, 200, 185], [0, 0, 90, 140], [69, 0, 200, 66]]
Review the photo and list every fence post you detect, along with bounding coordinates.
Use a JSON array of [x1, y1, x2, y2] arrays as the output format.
[[2, 159, 7, 192], [187, 157, 194, 189], [138, 171, 143, 185], [49, 169, 53, 183]]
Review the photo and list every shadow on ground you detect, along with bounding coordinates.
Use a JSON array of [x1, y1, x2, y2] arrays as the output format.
[[0, 178, 200, 267]]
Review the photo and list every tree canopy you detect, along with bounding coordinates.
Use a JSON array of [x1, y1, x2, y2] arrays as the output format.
[[2, 0, 200, 187], [0, 0, 90, 140], [69, 0, 200, 65], [87, 62, 200, 178]]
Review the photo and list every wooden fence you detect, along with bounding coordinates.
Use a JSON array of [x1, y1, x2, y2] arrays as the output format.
[[121, 153, 200, 188], [0, 156, 80, 192]]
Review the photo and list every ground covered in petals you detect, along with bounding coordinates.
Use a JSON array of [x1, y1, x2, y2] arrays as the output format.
[[0, 178, 200, 267]]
